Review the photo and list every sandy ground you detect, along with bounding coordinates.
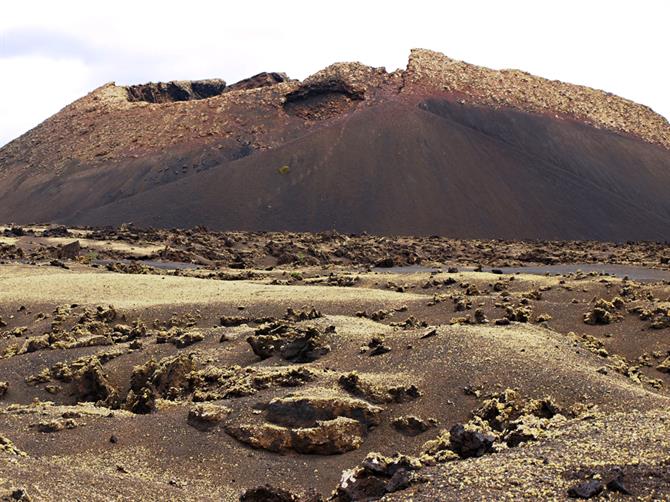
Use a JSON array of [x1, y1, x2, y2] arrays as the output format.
[[0, 227, 668, 501], [0, 265, 421, 308]]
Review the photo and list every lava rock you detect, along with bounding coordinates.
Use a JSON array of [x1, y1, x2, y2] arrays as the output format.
[[567, 480, 604, 499], [448, 424, 495, 458], [239, 484, 299, 502]]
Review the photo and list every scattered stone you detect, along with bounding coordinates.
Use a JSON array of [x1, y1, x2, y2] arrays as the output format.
[[35, 418, 77, 433], [567, 480, 603, 499], [420, 328, 438, 339], [505, 305, 532, 323], [367, 336, 391, 356], [606, 470, 631, 495], [392, 416, 436, 436], [0, 436, 26, 456], [332, 452, 424, 501], [157, 327, 205, 348], [284, 307, 322, 322], [338, 372, 421, 404], [7, 488, 32, 501], [247, 323, 331, 363], [375, 257, 395, 268], [42, 226, 70, 237], [473, 309, 488, 324], [220, 315, 250, 327], [58, 241, 81, 260], [240, 485, 300, 502], [188, 403, 231, 427], [583, 298, 624, 325]]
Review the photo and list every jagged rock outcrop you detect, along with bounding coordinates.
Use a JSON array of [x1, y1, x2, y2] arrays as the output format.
[[225, 389, 383, 455], [226, 72, 290, 93], [126, 79, 227, 103]]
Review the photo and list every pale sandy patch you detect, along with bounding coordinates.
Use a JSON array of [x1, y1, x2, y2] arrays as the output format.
[[40, 237, 165, 256], [0, 266, 423, 308]]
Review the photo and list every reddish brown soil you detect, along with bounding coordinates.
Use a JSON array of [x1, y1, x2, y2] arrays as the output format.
[[0, 50, 668, 241]]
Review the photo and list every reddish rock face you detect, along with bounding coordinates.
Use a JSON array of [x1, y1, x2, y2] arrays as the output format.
[[0, 49, 668, 240]]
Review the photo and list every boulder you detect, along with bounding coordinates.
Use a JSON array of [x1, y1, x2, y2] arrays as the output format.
[[332, 452, 424, 501], [226, 417, 363, 455], [265, 392, 383, 428], [448, 424, 495, 458], [567, 480, 603, 499]]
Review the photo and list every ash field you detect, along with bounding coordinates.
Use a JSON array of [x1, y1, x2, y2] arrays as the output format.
[[0, 48, 669, 501], [0, 225, 668, 500]]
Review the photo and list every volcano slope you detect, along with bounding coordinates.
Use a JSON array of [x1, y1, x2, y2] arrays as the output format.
[[0, 49, 669, 240], [0, 225, 669, 500]]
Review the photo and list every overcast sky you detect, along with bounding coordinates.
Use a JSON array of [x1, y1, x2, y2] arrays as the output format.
[[1, 0, 668, 147]]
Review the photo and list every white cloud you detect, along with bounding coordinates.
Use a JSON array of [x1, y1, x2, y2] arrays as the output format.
[[0, 56, 94, 145], [1, 0, 668, 146]]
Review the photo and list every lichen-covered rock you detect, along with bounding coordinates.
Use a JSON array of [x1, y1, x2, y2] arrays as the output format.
[[448, 424, 495, 458], [188, 365, 315, 402], [156, 327, 204, 348], [125, 386, 156, 414], [34, 418, 77, 433], [0, 435, 26, 456], [73, 358, 120, 408], [187, 403, 231, 426], [505, 305, 532, 323], [504, 414, 557, 447], [265, 391, 383, 428], [338, 372, 421, 404], [123, 352, 200, 412], [584, 298, 624, 325], [247, 323, 331, 363], [226, 417, 363, 455], [332, 452, 424, 501], [391, 415, 436, 436]]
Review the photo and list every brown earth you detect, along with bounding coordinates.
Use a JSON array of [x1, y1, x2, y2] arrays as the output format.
[[0, 225, 669, 500], [0, 50, 668, 240]]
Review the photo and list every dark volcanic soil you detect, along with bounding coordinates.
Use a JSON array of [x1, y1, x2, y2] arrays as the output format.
[[0, 225, 668, 501], [0, 49, 668, 241]]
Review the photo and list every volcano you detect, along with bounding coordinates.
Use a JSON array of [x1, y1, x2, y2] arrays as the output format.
[[1, 49, 668, 240]]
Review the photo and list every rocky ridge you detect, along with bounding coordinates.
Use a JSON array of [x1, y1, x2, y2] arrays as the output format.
[[1, 48, 667, 177]]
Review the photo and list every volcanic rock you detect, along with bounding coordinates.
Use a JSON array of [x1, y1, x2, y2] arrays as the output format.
[[239, 485, 300, 502], [126, 79, 227, 103], [567, 480, 604, 499], [226, 416, 364, 455], [332, 452, 424, 501], [448, 424, 495, 458], [265, 392, 382, 429]]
